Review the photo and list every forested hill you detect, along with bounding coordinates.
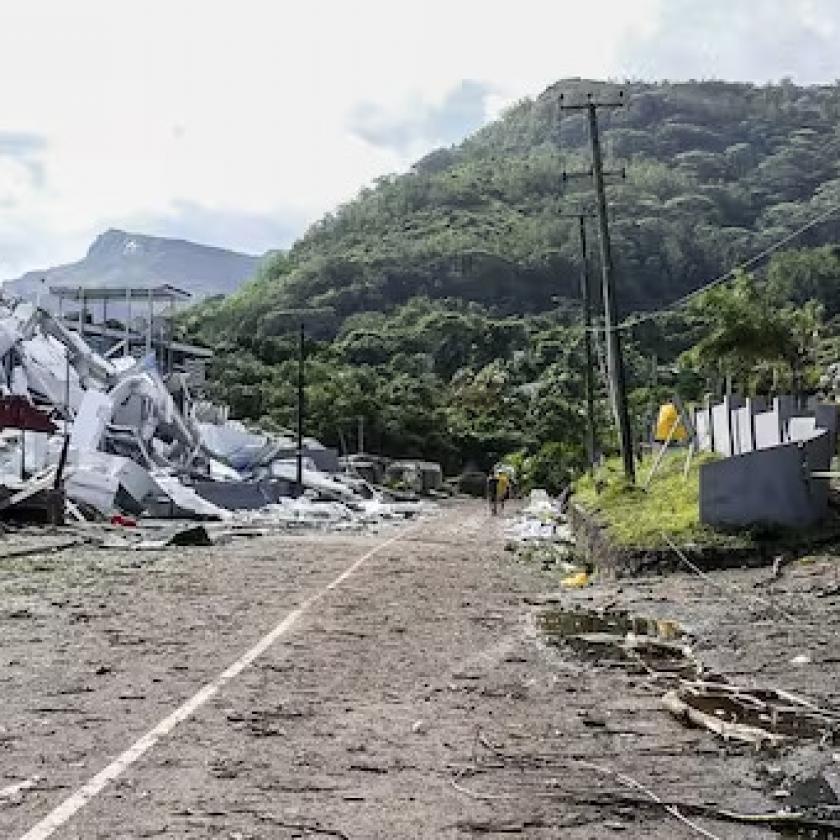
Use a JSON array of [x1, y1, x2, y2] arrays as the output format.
[[180, 79, 840, 477], [186, 78, 840, 344]]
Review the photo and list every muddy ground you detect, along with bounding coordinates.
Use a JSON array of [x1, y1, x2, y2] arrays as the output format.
[[1, 500, 839, 838]]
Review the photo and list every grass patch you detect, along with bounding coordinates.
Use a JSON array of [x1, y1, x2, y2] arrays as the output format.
[[573, 449, 750, 549]]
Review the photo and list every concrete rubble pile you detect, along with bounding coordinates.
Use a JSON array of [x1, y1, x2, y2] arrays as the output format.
[[0, 299, 430, 533], [506, 489, 571, 542], [505, 490, 583, 582]]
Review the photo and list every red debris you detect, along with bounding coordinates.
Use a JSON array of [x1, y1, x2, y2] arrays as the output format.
[[0, 396, 58, 433]]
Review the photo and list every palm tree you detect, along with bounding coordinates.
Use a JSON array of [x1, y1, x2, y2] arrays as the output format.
[[680, 270, 821, 396]]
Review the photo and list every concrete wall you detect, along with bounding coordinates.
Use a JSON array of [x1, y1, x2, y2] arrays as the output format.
[[710, 397, 741, 456], [273, 446, 339, 474], [699, 433, 830, 528], [193, 478, 296, 509], [695, 409, 712, 451], [754, 408, 782, 450], [788, 416, 817, 441], [815, 403, 838, 452], [696, 396, 838, 529], [801, 428, 832, 513], [696, 396, 838, 456], [734, 404, 753, 454]]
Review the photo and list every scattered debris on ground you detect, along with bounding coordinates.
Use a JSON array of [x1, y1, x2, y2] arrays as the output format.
[[2, 501, 840, 837], [533, 552, 840, 836]]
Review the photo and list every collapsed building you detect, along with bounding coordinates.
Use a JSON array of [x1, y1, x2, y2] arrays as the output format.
[[0, 294, 427, 528]]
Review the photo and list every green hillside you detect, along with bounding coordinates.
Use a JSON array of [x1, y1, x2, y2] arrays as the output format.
[[180, 79, 840, 479]]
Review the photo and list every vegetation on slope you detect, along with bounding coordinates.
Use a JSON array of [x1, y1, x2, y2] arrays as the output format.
[[179, 79, 840, 479], [573, 451, 732, 547]]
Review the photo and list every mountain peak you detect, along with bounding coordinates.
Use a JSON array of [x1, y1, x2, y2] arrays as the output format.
[[86, 228, 141, 259], [7, 230, 261, 302]]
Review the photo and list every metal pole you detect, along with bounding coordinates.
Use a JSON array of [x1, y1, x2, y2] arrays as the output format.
[[357, 415, 364, 455], [649, 353, 658, 448], [64, 351, 70, 431], [78, 286, 84, 337], [578, 215, 596, 474], [125, 288, 131, 357], [168, 296, 175, 375], [587, 102, 635, 483], [296, 321, 304, 494], [146, 289, 153, 356]]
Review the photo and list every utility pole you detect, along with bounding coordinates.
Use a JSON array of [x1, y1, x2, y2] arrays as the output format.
[[560, 212, 597, 474], [272, 307, 334, 497], [297, 321, 304, 495], [560, 91, 635, 482]]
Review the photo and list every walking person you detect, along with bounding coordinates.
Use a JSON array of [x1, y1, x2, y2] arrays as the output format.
[[496, 470, 510, 513], [486, 472, 499, 515]]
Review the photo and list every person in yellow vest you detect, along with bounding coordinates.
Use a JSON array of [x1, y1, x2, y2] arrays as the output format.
[[496, 471, 510, 512]]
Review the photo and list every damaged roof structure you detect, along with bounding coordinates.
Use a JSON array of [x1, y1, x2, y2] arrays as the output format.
[[0, 294, 430, 533]]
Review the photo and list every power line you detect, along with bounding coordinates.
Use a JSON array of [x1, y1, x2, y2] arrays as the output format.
[[622, 198, 840, 330]]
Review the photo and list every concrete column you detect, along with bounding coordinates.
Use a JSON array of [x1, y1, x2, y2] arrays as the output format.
[[746, 397, 757, 452], [723, 395, 735, 457], [707, 395, 715, 454], [773, 397, 786, 444]]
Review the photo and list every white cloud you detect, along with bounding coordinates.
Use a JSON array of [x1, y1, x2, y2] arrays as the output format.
[[618, 0, 840, 82], [0, 0, 837, 277], [347, 80, 497, 156]]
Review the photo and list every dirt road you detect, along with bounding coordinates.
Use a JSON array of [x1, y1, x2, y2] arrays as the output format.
[[1, 501, 838, 838]]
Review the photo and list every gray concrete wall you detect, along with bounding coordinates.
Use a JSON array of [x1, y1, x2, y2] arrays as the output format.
[[815, 403, 838, 452], [699, 432, 831, 528], [273, 446, 339, 473], [696, 395, 837, 529], [802, 429, 832, 513]]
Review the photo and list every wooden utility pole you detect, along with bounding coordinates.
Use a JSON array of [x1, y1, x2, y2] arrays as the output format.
[[578, 214, 596, 474], [560, 212, 597, 474], [560, 91, 635, 482], [297, 321, 305, 494]]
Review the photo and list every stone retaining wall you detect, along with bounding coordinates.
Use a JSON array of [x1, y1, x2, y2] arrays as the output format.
[[569, 501, 769, 578]]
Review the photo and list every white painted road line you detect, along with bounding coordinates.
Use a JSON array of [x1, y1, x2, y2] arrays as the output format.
[[18, 525, 416, 840]]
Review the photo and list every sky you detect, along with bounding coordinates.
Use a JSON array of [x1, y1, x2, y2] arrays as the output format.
[[1, 0, 839, 278]]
